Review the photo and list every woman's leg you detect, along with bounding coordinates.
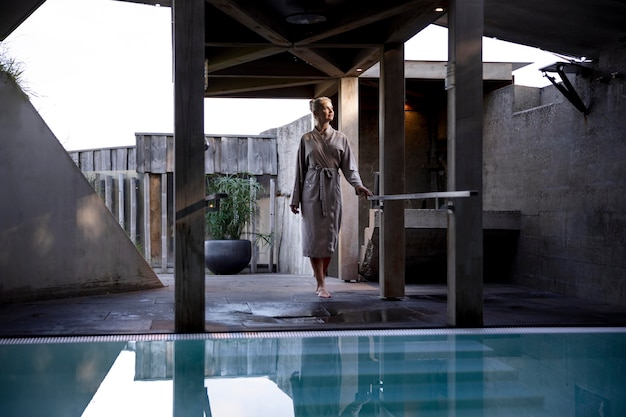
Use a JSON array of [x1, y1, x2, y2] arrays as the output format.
[[310, 256, 332, 298]]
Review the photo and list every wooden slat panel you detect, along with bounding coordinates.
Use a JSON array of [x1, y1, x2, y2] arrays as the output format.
[[136, 135, 146, 173], [213, 136, 222, 173], [115, 148, 128, 170], [143, 174, 151, 260], [75, 135, 278, 175], [247, 137, 263, 175], [94, 150, 102, 171], [128, 147, 137, 171], [149, 174, 162, 265], [80, 151, 94, 171], [204, 136, 216, 174], [130, 177, 138, 243], [238, 137, 248, 173], [111, 149, 118, 170], [100, 149, 112, 171], [150, 135, 168, 174], [221, 136, 239, 174], [269, 137, 278, 175], [105, 175, 113, 211], [259, 137, 273, 175], [118, 173, 125, 227], [166, 135, 174, 173]]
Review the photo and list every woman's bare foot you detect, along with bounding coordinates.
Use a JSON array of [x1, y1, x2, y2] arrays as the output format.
[[317, 288, 331, 298]]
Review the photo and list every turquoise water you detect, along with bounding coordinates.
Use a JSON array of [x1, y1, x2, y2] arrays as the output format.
[[1, 328, 624, 417]]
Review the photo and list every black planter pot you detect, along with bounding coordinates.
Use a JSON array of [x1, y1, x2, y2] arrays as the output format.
[[204, 239, 252, 275]]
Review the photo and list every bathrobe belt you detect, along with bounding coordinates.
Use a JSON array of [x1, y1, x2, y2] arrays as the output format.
[[315, 166, 338, 217]]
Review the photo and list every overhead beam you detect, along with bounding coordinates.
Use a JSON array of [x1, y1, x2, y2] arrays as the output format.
[[289, 47, 346, 77], [206, 46, 287, 72], [295, 0, 436, 45], [314, 80, 340, 98], [384, 7, 443, 43], [204, 77, 328, 96], [205, 0, 291, 46]]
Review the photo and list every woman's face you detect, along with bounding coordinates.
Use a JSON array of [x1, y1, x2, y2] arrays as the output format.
[[315, 100, 334, 124]]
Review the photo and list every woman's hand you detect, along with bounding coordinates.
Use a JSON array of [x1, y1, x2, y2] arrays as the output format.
[[290, 204, 300, 214], [355, 185, 373, 197]]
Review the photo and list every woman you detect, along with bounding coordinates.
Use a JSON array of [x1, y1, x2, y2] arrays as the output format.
[[290, 97, 373, 298]]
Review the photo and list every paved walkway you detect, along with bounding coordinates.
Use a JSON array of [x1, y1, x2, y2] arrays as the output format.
[[1, 273, 626, 337]]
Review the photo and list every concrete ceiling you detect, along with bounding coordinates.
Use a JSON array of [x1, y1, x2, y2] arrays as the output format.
[[2, 0, 625, 99]]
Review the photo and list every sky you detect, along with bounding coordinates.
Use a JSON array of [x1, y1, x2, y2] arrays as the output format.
[[4, 0, 563, 151], [81, 349, 295, 417]]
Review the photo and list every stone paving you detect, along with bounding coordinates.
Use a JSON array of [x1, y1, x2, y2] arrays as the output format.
[[1, 273, 626, 337]]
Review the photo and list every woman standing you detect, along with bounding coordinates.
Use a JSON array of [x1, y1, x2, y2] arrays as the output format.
[[290, 97, 373, 298]]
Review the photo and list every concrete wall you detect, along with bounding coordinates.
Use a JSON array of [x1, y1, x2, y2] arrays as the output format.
[[483, 48, 626, 306], [0, 72, 162, 302]]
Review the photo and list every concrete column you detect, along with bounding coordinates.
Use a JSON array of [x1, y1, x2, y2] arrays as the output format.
[[379, 43, 405, 299], [173, 0, 206, 332], [446, 0, 484, 326], [338, 77, 360, 282]]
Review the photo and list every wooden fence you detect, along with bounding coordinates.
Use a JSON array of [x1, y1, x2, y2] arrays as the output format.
[[68, 133, 279, 272]]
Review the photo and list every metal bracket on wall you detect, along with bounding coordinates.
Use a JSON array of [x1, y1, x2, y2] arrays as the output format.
[[541, 62, 592, 115], [175, 192, 228, 220]]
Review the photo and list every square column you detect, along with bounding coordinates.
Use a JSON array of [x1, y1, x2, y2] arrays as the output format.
[[338, 77, 360, 282], [173, 0, 206, 332], [379, 43, 406, 299], [446, 0, 484, 326]]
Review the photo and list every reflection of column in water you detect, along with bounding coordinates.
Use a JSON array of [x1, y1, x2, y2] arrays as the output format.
[[291, 337, 341, 417], [173, 340, 209, 417]]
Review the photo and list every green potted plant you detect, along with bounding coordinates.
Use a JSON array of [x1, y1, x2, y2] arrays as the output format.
[[204, 173, 264, 274]]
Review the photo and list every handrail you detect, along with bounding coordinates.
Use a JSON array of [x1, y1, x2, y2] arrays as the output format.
[[368, 190, 478, 210]]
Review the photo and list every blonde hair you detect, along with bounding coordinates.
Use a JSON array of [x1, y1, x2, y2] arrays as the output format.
[[309, 96, 332, 113]]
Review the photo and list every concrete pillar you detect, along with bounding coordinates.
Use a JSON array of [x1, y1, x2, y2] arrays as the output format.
[[173, 0, 206, 333], [446, 0, 484, 326], [338, 77, 360, 282], [379, 43, 406, 299]]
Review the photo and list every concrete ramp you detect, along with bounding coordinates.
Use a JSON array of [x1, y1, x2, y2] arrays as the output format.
[[0, 73, 162, 302]]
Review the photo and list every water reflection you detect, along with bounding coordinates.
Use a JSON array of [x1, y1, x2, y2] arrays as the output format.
[[0, 330, 624, 417]]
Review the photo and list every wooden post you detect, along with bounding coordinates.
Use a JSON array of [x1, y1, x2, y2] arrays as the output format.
[[105, 175, 113, 213], [161, 173, 168, 273], [173, 0, 206, 333], [269, 178, 276, 272], [250, 177, 257, 273], [130, 177, 137, 244], [447, 0, 484, 326], [379, 43, 406, 299], [143, 174, 151, 261], [118, 173, 125, 228]]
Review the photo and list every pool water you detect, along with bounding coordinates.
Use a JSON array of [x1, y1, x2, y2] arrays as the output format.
[[1, 328, 624, 417]]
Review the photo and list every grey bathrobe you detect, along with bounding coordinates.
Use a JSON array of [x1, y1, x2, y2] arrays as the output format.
[[291, 127, 365, 258]]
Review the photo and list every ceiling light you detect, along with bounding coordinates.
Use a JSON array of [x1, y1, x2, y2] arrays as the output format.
[[286, 13, 327, 25], [435, 7, 445, 12]]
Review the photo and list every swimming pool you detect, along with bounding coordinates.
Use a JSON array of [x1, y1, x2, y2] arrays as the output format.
[[1, 327, 624, 416]]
